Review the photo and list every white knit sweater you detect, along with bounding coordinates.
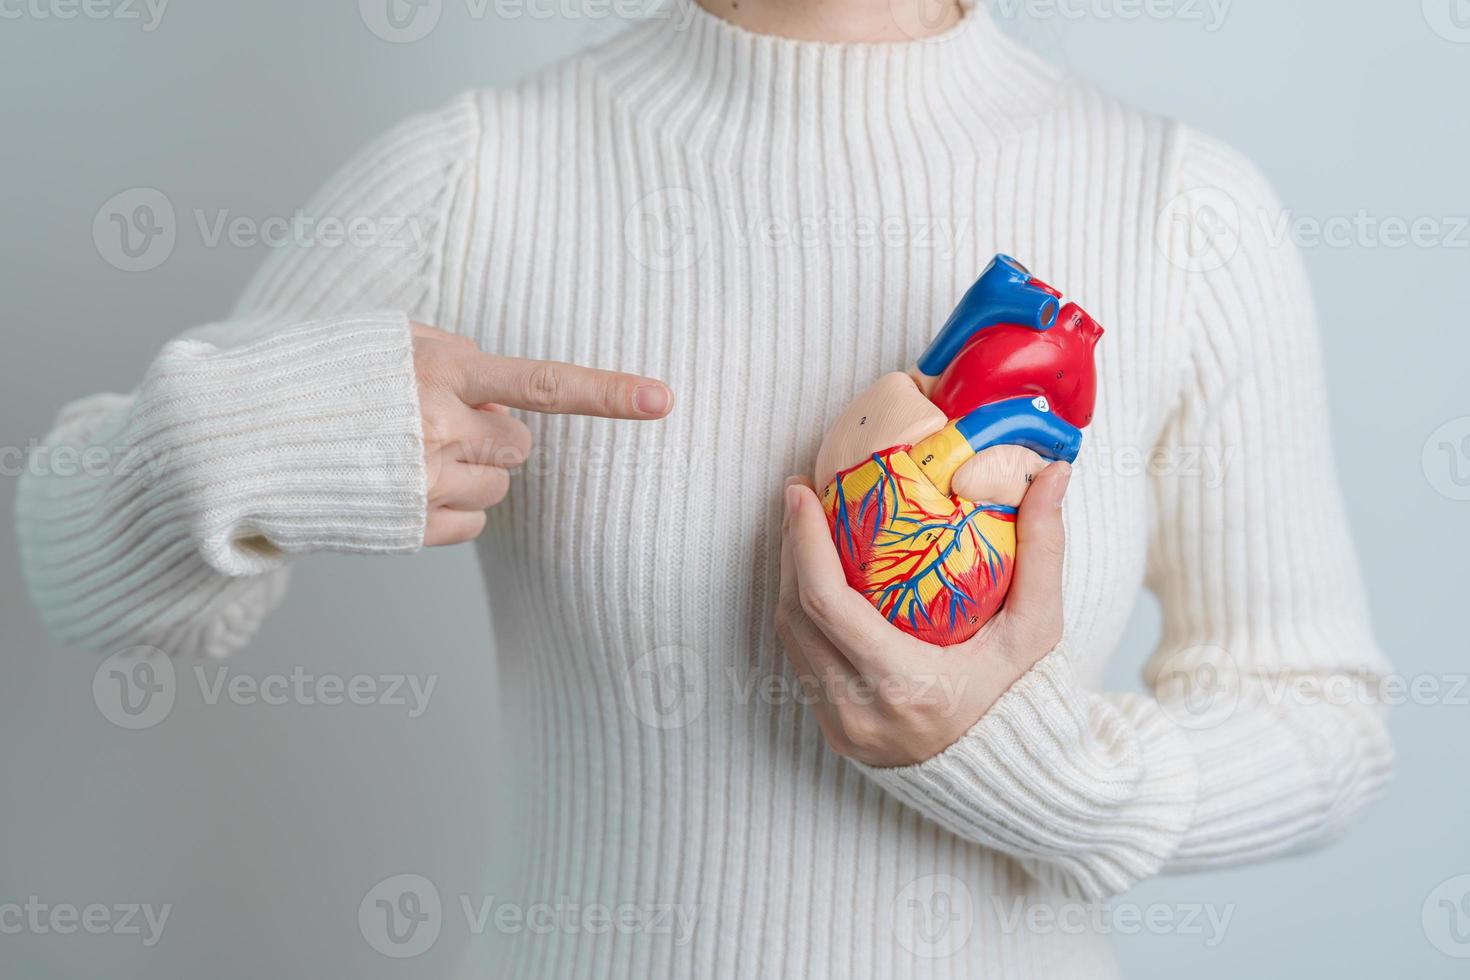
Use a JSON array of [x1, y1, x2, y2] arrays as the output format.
[[16, 4, 1393, 977]]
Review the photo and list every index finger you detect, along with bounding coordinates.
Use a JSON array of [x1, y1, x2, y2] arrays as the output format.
[[458, 353, 674, 419]]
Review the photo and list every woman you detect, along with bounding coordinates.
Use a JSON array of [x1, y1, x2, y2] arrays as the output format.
[[16, 0, 1392, 976]]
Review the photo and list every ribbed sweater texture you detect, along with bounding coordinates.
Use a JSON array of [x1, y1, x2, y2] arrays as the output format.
[[16, 4, 1393, 977]]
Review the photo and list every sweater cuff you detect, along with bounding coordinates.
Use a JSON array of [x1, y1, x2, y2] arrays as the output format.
[[139, 312, 428, 574], [853, 649, 1199, 897]]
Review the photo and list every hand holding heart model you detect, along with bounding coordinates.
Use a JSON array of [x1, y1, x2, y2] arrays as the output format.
[[813, 255, 1103, 646]]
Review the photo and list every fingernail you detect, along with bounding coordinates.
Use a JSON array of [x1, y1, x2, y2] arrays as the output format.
[[635, 384, 670, 416], [786, 484, 804, 516]]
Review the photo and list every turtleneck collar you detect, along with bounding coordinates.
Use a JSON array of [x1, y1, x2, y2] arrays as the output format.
[[587, 0, 1067, 152]]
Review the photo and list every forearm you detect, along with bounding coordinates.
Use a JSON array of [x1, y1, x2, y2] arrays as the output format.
[[855, 649, 1392, 899], [853, 650, 1195, 899], [1166, 674, 1393, 870], [16, 96, 478, 657], [16, 314, 426, 657]]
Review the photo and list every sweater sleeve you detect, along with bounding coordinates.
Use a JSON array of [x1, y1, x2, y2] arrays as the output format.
[[854, 127, 1395, 899], [15, 95, 480, 659]]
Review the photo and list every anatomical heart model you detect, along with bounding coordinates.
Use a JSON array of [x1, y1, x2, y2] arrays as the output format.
[[814, 255, 1103, 646]]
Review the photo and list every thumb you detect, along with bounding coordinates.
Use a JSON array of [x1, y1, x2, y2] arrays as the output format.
[[1002, 461, 1071, 647]]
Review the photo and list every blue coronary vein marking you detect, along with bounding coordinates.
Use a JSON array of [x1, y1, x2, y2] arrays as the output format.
[[875, 503, 1016, 632], [915, 254, 1060, 378], [955, 396, 1084, 464], [832, 449, 1019, 633]]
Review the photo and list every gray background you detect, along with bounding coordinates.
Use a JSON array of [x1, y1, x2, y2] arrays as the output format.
[[1, 1, 1467, 977]]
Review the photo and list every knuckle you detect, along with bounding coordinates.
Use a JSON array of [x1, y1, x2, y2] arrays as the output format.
[[1019, 527, 1065, 567], [800, 588, 841, 624], [488, 443, 525, 470], [480, 468, 512, 507], [420, 412, 452, 453], [414, 338, 454, 377], [598, 377, 628, 417], [498, 417, 534, 467], [522, 364, 563, 411], [423, 464, 444, 499], [418, 358, 455, 399], [839, 712, 886, 757], [819, 723, 856, 759]]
